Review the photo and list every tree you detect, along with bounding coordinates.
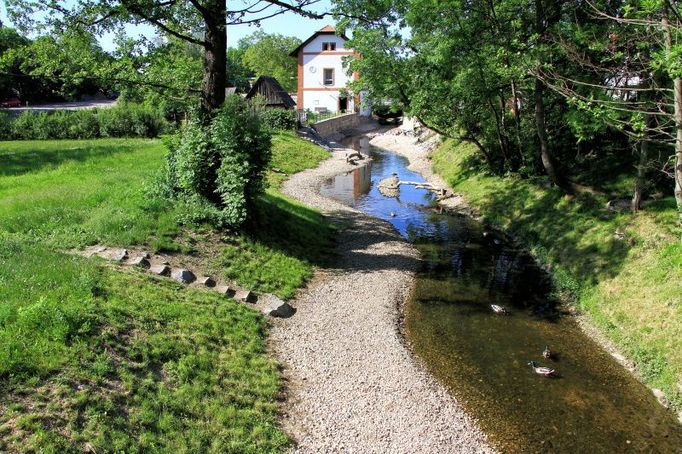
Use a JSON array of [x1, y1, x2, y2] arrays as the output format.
[[239, 31, 301, 92], [535, 0, 682, 215], [5, 0, 326, 111]]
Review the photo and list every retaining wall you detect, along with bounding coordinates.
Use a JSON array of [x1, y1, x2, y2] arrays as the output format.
[[312, 113, 361, 138]]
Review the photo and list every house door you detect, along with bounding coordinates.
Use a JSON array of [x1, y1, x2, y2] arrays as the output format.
[[339, 97, 348, 113]]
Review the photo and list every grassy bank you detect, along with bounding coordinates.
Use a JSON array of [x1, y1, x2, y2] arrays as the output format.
[[431, 139, 682, 411], [0, 132, 331, 451]]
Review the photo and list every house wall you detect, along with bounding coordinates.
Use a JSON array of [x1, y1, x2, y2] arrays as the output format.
[[299, 34, 354, 113]]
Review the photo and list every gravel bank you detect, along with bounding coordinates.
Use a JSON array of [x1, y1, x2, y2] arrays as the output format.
[[270, 137, 493, 453]]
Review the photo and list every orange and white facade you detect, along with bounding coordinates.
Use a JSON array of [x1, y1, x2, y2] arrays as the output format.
[[290, 26, 369, 115]]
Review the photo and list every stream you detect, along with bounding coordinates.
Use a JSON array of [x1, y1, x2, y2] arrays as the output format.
[[320, 136, 682, 453]]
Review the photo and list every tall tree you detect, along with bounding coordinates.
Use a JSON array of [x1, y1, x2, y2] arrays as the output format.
[[239, 31, 301, 92], [5, 0, 325, 111]]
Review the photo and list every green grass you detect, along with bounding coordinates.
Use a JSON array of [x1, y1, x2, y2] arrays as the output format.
[[0, 132, 333, 451], [267, 131, 329, 189], [432, 138, 682, 410]]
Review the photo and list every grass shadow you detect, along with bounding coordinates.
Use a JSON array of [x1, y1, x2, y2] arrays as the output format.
[[0, 139, 153, 177]]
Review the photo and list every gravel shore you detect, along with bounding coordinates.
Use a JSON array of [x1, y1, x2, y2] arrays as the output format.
[[270, 135, 493, 453]]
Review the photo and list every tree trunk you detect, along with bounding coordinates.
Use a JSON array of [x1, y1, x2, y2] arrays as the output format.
[[632, 133, 649, 212], [535, 78, 571, 192], [662, 9, 682, 221], [534, 0, 572, 193], [673, 77, 682, 222], [201, 0, 227, 112]]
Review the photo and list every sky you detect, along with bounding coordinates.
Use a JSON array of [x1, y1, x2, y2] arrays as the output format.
[[0, 0, 336, 51]]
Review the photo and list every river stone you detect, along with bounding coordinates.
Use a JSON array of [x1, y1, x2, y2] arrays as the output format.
[[150, 264, 170, 276], [171, 268, 196, 284], [87, 245, 108, 257], [129, 256, 150, 268], [215, 285, 235, 296], [107, 249, 128, 262], [198, 276, 216, 287], [652, 388, 670, 408], [235, 290, 256, 303], [262, 296, 296, 318]]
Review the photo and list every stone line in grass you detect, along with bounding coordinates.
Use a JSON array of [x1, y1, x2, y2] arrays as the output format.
[[75, 245, 294, 318]]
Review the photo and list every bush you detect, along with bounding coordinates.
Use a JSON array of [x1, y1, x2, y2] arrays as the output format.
[[0, 112, 13, 140], [98, 104, 166, 138], [258, 108, 297, 131], [213, 96, 272, 227], [161, 97, 272, 229], [1, 104, 167, 141]]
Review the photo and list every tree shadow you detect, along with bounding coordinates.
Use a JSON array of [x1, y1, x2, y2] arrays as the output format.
[[473, 178, 632, 288], [0, 141, 145, 177]]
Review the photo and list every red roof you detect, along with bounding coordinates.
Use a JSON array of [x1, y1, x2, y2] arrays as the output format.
[[319, 25, 336, 32]]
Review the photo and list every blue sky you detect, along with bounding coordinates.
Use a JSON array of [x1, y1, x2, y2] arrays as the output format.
[[0, 0, 335, 51]]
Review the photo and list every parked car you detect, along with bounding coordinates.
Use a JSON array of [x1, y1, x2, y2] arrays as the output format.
[[0, 99, 21, 108]]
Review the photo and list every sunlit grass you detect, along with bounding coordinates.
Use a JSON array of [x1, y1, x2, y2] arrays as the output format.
[[0, 132, 333, 451]]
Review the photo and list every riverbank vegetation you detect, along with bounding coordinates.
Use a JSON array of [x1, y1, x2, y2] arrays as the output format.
[[337, 0, 682, 412], [432, 138, 682, 410], [338, 0, 681, 214], [0, 130, 331, 450]]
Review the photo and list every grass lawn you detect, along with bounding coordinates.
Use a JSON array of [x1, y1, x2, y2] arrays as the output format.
[[432, 139, 682, 410], [0, 132, 331, 452]]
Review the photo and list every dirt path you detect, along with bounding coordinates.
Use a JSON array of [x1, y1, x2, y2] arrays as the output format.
[[270, 136, 492, 453]]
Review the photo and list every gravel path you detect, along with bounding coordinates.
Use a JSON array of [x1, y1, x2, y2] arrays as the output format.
[[270, 136, 493, 453]]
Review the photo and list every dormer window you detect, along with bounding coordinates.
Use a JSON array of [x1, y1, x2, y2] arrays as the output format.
[[322, 42, 336, 51]]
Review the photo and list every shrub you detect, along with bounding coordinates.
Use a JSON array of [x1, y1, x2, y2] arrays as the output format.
[[258, 108, 297, 131], [213, 96, 272, 227], [1, 104, 167, 140], [161, 97, 272, 229], [0, 111, 13, 140]]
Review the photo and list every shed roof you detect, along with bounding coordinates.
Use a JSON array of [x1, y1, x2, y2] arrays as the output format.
[[288, 25, 349, 57], [245, 76, 296, 109]]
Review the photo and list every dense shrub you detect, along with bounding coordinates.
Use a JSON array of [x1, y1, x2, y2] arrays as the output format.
[[0, 104, 167, 140], [161, 96, 272, 229], [258, 108, 297, 131], [0, 112, 14, 140], [97, 104, 167, 138]]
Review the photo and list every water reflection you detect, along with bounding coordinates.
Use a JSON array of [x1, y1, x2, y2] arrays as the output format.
[[320, 140, 682, 453]]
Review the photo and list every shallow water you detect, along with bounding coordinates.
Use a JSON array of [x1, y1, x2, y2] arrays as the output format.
[[320, 139, 682, 453]]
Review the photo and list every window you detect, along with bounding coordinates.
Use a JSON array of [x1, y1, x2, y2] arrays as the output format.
[[322, 42, 336, 51], [323, 68, 334, 86]]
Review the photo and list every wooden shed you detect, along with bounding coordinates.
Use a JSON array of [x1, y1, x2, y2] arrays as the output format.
[[245, 76, 296, 109]]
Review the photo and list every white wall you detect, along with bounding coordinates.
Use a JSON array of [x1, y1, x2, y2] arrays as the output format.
[[300, 34, 355, 113]]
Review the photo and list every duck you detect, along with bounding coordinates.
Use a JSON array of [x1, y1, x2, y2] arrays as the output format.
[[490, 304, 507, 314], [528, 361, 555, 377], [542, 345, 552, 359]]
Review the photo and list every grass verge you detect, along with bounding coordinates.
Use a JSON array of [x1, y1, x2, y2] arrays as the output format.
[[431, 139, 682, 410], [0, 132, 333, 451]]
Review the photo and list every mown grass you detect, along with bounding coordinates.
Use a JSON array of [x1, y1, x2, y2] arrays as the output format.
[[431, 139, 682, 410], [0, 132, 333, 451]]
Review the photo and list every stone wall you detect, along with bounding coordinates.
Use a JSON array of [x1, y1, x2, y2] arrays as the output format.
[[313, 113, 361, 138]]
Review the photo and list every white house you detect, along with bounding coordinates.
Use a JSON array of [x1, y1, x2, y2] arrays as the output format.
[[290, 26, 369, 115]]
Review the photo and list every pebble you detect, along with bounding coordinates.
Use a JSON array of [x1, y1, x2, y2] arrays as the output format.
[[270, 130, 492, 452], [171, 268, 196, 284]]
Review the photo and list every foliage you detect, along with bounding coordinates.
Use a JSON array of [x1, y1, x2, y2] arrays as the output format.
[[336, 0, 679, 201], [239, 31, 301, 93], [162, 96, 272, 229], [1, 104, 167, 140], [258, 107, 298, 131]]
